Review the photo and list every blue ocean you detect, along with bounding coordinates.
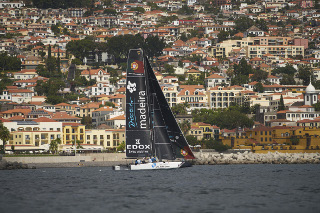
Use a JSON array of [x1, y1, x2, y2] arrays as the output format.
[[1, 164, 319, 213]]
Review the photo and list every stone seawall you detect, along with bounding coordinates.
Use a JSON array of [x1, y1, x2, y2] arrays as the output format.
[[3, 152, 320, 168], [193, 151, 320, 165]]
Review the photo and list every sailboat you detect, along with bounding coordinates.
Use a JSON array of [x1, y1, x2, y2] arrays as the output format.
[[114, 49, 195, 170]]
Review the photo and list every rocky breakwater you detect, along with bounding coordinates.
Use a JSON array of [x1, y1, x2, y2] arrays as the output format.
[[0, 159, 31, 170], [194, 151, 320, 165]]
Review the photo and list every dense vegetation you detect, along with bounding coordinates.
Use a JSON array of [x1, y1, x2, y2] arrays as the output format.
[[192, 104, 254, 130], [32, 0, 91, 9], [66, 34, 165, 64]]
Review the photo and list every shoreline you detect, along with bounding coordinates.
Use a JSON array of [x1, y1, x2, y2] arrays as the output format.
[[1, 152, 320, 169]]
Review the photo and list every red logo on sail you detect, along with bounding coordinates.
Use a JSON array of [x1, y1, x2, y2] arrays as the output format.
[[130, 60, 144, 74], [131, 62, 138, 70]]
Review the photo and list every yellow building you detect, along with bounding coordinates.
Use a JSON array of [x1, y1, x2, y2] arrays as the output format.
[[192, 122, 215, 139], [8, 130, 62, 151], [63, 123, 85, 145], [221, 126, 320, 152], [188, 125, 204, 141]]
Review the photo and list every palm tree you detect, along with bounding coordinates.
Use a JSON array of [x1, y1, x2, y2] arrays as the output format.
[[76, 140, 83, 150], [179, 120, 191, 135], [49, 138, 61, 154], [0, 122, 10, 155]]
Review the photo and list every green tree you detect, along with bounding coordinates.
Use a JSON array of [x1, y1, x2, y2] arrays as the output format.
[[0, 52, 21, 71], [130, 7, 145, 14], [71, 58, 82, 65], [103, 8, 117, 15], [163, 64, 175, 75], [171, 103, 189, 115], [0, 122, 10, 155], [280, 74, 296, 85], [76, 140, 83, 149], [251, 68, 268, 82], [48, 44, 51, 58], [81, 116, 93, 129], [178, 120, 191, 135], [180, 33, 188, 42], [32, 0, 91, 9], [313, 102, 320, 111], [255, 19, 268, 31], [147, 2, 159, 10], [212, 139, 230, 152], [296, 66, 312, 86], [186, 135, 198, 146], [234, 17, 254, 33], [66, 36, 97, 61], [144, 35, 166, 59], [231, 58, 252, 85], [177, 5, 194, 15], [253, 82, 264, 93], [51, 24, 61, 35], [217, 30, 230, 42], [117, 141, 125, 152], [278, 95, 285, 111], [0, 74, 13, 94], [272, 64, 296, 76], [214, 110, 254, 130], [49, 138, 61, 154]]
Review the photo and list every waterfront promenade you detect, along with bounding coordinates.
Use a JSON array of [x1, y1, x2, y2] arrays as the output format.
[[1, 151, 320, 168]]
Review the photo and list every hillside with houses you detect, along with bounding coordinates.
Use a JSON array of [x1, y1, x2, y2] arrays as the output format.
[[1, 0, 320, 154]]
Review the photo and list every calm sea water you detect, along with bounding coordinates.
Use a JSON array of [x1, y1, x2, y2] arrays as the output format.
[[0, 164, 320, 213]]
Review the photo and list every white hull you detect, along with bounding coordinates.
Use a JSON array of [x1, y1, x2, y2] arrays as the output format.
[[130, 162, 183, 170]]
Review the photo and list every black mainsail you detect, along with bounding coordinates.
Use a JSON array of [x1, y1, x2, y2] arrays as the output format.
[[145, 56, 195, 159], [126, 49, 195, 160], [126, 49, 152, 158]]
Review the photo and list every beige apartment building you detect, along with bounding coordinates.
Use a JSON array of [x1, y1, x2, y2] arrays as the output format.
[[85, 129, 125, 149], [162, 85, 179, 107], [207, 86, 246, 109], [211, 37, 304, 59], [245, 45, 304, 59]]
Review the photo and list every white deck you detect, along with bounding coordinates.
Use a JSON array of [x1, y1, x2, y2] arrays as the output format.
[[130, 161, 183, 170]]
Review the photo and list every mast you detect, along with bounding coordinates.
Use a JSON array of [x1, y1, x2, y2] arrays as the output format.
[[125, 49, 153, 158]]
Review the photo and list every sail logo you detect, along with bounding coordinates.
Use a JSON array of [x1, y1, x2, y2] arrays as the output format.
[[127, 138, 151, 150], [127, 81, 136, 93], [181, 149, 188, 157], [128, 97, 137, 128], [138, 91, 147, 129], [131, 62, 138, 70]]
